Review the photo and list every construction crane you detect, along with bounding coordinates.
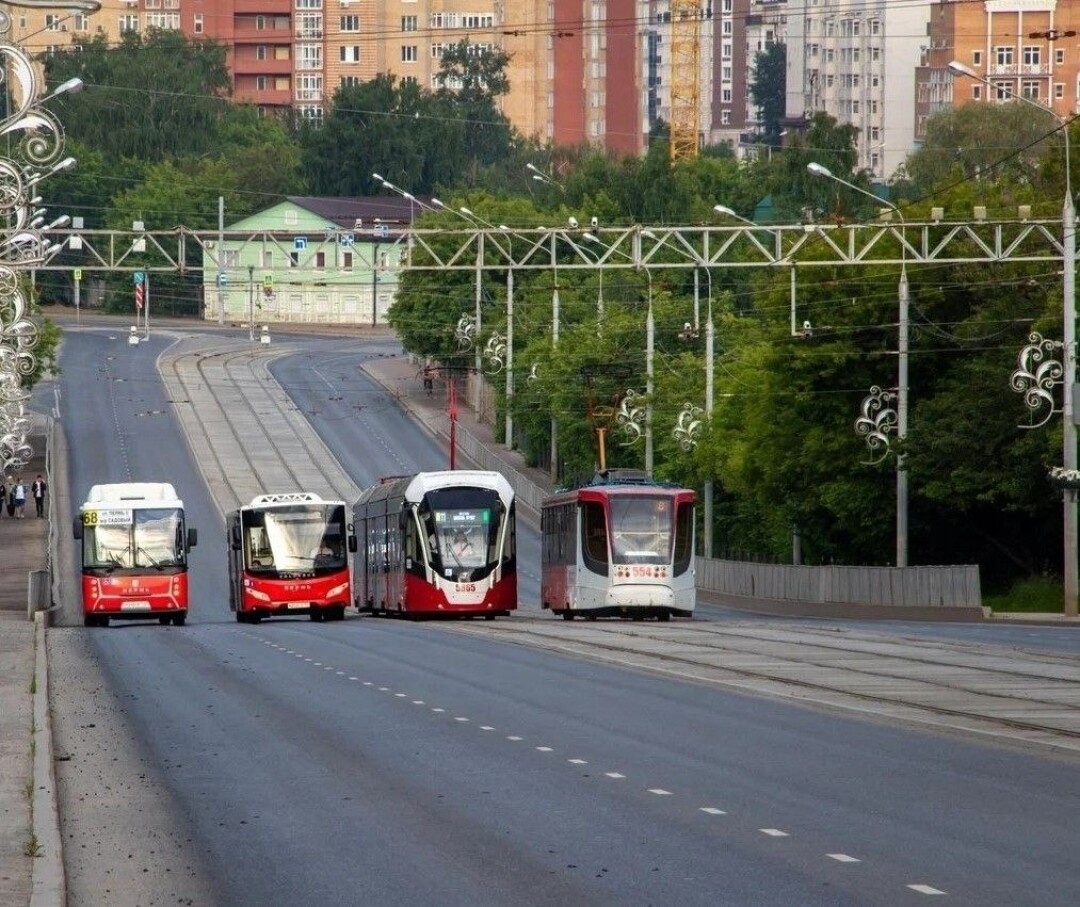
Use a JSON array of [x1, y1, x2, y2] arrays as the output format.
[[669, 0, 701, 160]]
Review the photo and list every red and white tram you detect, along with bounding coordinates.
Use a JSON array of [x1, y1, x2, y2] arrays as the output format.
[[354, 470, 517, 617], [541, 469, 696, 621]]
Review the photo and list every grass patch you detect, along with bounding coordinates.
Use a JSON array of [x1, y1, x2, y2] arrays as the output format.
[[983, 576, 1064, 613], [23, 834, 42, 858]]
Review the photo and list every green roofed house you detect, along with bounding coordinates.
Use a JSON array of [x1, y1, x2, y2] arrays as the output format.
[[201, 196, 421, 326]]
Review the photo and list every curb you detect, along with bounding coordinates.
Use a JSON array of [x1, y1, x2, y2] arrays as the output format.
[[30, 612, 63, 907]]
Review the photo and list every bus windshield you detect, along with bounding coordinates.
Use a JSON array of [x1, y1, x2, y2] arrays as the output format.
[[609, 496, 673, 566], [82, 507, 187, 570], [242, 504, 347, 575]]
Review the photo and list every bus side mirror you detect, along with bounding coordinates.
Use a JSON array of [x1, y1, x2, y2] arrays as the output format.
[[229, 523, 241, 550], [187, 528, 198, 550], [348, 536, 357, 553], [72, 518, 83, 540]]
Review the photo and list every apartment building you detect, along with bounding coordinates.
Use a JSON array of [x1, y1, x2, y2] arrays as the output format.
[[785, 0, 930, 181], [919, 0, 1080, 143]]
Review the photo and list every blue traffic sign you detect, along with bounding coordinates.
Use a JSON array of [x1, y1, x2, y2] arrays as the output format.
[[216, 272, 228, 287], [133, 271, 145, 285], [294, 236, 308, 250]]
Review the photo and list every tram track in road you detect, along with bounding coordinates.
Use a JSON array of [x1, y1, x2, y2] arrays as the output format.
[[446, 616, 1080, 754], [160, 337, 359, 516]]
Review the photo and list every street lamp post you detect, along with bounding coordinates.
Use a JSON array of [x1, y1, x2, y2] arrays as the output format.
[[808, 161, 910, 567], [949, 60, 1077, 615]]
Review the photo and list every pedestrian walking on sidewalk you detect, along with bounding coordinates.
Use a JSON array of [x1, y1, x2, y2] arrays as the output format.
[[4, 477, 14, 517], [32, 474, 46, 518], [12, 477, 26, 518]]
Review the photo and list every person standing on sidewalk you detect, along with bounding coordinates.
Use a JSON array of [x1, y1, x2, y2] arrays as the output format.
[[12, 477, 26, 518], [4, 476, 14, 517], [32, 474, 46, 518]]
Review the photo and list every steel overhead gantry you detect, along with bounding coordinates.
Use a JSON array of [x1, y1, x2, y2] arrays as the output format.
[[38, 218, 1072, 274]]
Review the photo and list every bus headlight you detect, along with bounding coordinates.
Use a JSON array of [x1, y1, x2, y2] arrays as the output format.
[[326, 582, 350, 599], [247, 588, 272, 603]]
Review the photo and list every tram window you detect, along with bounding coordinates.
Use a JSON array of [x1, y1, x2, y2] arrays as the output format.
[[673, 501, 694, 575], [582, 502, 608, 563]]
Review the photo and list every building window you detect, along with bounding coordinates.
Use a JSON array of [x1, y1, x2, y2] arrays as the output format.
[[401, 45, 417, 62], [1056, 49, 1065, 65], [1056, 82, 1065, 100], [972, 50, 981, 66], [972, 84, 982, 100], [340, 45, 359, 62], [257, 45, 268, 60], [119, 15, 139, 33], [342, 251, 353, 271], [315, 251, 326, 269], [401, 15, 417, 31], [74, 13, 89, 30], [45, 14, 60, 31], [721, 109, 730, 125], [256, 75, 269, 91], [193, 13, 203, 34], [995, 46, 1013, 66], [1023, 46, 1041, 67], [341, 15, 360, 31], [1022, 80, 1040, 100]]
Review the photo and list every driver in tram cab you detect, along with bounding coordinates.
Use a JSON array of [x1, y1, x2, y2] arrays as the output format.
[[450, 529, 474, 557], [314, 541, 336, 567]]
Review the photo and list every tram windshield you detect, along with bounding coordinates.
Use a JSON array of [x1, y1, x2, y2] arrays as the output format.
[[82, 507, 187, 571], [420, 487, 505, 575], [242, 503, 347, 575], [609, 496, 673, 566]]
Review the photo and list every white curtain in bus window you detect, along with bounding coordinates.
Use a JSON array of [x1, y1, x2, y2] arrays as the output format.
[[134, 509, 183, 567], [434, 508, 489, 568], [89, 514, 134, 567], [610, 498, 672, 565], [263, 509, 330, 569]]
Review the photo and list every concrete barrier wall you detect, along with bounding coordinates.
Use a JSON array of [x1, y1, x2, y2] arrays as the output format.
[[695, 559, 982, 608]]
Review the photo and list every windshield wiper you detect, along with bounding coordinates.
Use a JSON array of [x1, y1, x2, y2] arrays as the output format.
[[137, 546, 165, 570]]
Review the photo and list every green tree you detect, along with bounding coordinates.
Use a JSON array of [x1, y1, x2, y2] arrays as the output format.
[[748, 42, 786, 147]]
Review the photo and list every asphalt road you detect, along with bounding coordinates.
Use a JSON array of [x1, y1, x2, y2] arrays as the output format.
[[47, 326, 1080, 906]]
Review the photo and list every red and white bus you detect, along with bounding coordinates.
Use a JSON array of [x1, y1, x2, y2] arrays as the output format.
[[226, 492, 356, 623], [354, 470, 517, 617], [73, 482, 198, 627], [541, 469, 696, 621]]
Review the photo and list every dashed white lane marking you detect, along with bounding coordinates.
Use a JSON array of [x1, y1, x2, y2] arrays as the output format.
[[255, 636, 947, 899]]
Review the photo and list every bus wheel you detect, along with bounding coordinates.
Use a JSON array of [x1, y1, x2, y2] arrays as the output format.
[[173, 613, 187, 626], [310, 610, 323, 622], [333, 606, 346, 621], [235, 611, 247, 623], [657, 611, 671, 622], [83, 614, 99, 628], [159, 616, 170, 626], [561, 610, 574, 621]]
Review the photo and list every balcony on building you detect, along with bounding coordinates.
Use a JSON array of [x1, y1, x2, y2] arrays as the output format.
[[233, 0, 292, 14]]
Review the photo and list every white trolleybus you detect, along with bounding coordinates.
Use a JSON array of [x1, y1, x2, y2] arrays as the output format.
[[541, 469, 696, 621], [354, 470, 517, 617], [226, 492, 356, 623], [73, 482, 198, 627]]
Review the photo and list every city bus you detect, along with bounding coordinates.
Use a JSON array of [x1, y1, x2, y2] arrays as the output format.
[[72, 482, 198, 627], [227, 492, 356, 623], [354, 471, 516, 617], [541, 469, 696, 620]]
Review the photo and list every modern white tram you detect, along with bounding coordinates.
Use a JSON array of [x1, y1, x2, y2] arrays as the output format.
[[541, 469, 696, 620]]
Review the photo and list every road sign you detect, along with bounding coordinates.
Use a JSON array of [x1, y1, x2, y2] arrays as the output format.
[[216, 272, 227, 288], [294, 236, 308, 250], [73, 269, 82, 282], [263, 273, 274, 289], [133, 271, 145, 285]]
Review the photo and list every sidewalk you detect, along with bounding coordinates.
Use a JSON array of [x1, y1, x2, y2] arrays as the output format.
[[0, 440, 55, 907]]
